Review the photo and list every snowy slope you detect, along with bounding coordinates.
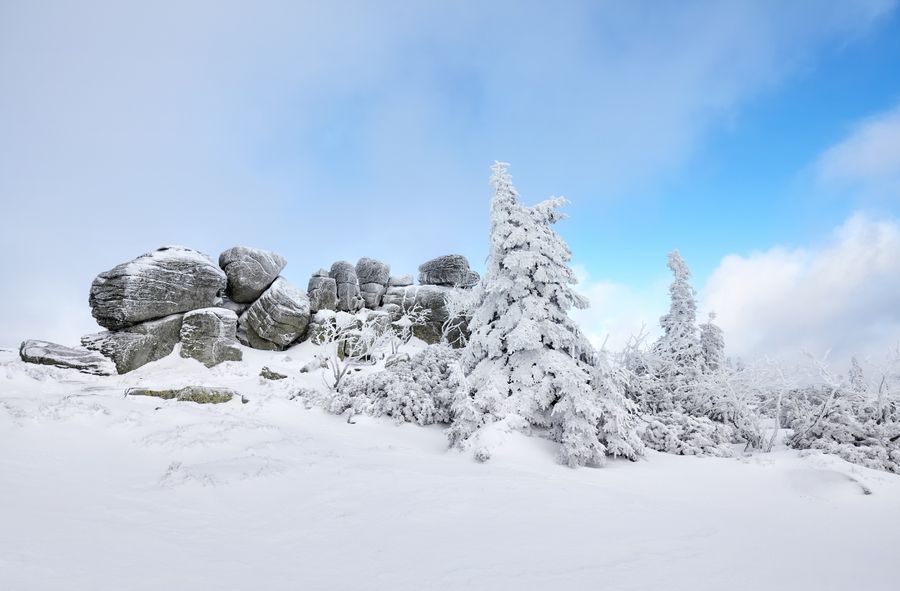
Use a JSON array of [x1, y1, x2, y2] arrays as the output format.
[[1, 346, 899, 591]]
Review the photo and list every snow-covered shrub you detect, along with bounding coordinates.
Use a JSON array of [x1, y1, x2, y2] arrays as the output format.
[[639, 411, 735, 457], [328, 344, 462, 426], [452, 162, 643, 467]]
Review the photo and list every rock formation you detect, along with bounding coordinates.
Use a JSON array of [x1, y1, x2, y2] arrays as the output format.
[[307, 269, 338, 313], [418, 254, 475, 287], [89, 246, 226, 330], [218, 246, 287, 303], [330, 261, 363, 312]]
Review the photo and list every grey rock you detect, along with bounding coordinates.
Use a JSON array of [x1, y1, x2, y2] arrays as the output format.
[[241, 277, 310, 348], [218, 246, 287, 303], [356, 257, 390, 285], [312, 268, 330, 277], [412, 285, 470, 346], [464, 270, 481, 288], [379, 303, 403, 321], [180, 308, 242, 367], [126, 386, 238, 404], [81, 314, 184, 374], [388, 274, 414, 287], [365, 309, 392, 334], [382, 285, 418, 309], [385, 352, 411, 369], [19, 340, 115, 376], [237, 323, 285, 351], [418, 254, 471, 287], [330, 261, 363, 312], [89, 246, 225, 330], [260, 366, 288, 380], [217, 295, 251, 316], [307, 275, 338, 313], [359, 282, 386, 309]]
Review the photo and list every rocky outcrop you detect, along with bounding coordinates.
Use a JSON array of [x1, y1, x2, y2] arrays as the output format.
[[89, 246, 226, 330], [330, 261, 363, 312], [240, 277, 310, 350], [180, 308, 242, 367], [308, 270, 338, 313], [218, 246, 287, 304], [19, 340, 115, 376], [418, 255, 474, 287], [81, 314, 183, 374], [382, 285, 418, 309]]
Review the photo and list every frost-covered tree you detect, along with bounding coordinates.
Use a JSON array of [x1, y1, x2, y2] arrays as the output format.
[[653, 250, 703, 388], [700, 312, 725, 373], [848, 356, 867, 394], [451, 162, 642, 466]]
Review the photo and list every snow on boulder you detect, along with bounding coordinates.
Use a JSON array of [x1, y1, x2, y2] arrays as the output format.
[[388, 274, 414, 287], [218, 246, 287, 304], [240, 277, 310, 349], [417, 254, 473, 287], [356, 257, 390, 285], [81, 313, 183, 374], [382, 285, 418, 309], [329, 261, 363, 312], [18, 339, 115, 376], [307, 275, 338, 313], [180, 308, 242, 367], [359, 283, 386, 309], [89, 246, 226, 330]]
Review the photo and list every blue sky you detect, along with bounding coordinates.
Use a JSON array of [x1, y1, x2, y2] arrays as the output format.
[[2, 0, 900, 362]]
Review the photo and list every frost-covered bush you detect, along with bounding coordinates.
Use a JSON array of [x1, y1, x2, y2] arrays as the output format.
[[327, 344, 462, 426], [639, 411, 735, 457]]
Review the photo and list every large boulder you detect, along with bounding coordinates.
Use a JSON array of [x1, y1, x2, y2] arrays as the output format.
[[19, 340, 115, 376], [382, 285, 418, 309], [81, 314, 183, 374], [240, 277, 310, 349], [89, 246, 226, 330], [308, 273, 338, 313], [330, 261, 363, 312], [418, 255, 472, 287], [180, 308, 242, 367], [218, 246, 287, 303], [355, 257, 390, 285], [389, 274, 414, 287], [359, 282, 386, 309]]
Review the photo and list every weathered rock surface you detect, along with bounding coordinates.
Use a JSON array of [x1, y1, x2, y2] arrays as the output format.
[[126, 386, 239, 404], [307, 275, 338, 313], [217, 295, 251, 316], [240, 277, 310, 349], [464, 270, 481, 288], [180, 308, 242, 367], [418, 254, 472, 287], [382, 285, 418, 309], [359, 282, 386, 309], [356, 257, 390, 286], [388, 274, 414, 287], [81, 314, 183, 374], [89, 246, 226, 330], [19, 340, 115, 376], [218, 246, 287, 303], [330, 261, 363, 312]]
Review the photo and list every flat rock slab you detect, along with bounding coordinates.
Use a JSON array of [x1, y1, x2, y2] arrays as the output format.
[[89, 246, 226, 330], [126, 386, 240, 404], [418, 254, 472, 287], [218, 246, 287, 304], [19, 340, 115, 376]]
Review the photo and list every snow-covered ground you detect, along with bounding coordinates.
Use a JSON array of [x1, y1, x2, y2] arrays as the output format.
[[1, 344, 898, 591]]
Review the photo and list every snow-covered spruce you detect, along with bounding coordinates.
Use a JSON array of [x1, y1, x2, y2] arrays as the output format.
[[451, 162, 643, 467], [623, 252, 761, 455]]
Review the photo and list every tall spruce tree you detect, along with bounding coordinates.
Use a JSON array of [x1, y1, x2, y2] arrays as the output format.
[[451, 162, 642, 466]]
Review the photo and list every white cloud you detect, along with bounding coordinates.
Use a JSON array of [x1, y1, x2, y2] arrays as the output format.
[[702, 213, 900, 363], [817, 104, 900, 195]]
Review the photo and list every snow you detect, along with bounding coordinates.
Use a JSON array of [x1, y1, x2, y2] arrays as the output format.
[[2, 346, 899, 590]]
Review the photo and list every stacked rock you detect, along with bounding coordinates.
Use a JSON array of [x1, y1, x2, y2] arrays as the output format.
[[330, 261, 363, 312], [238, 277, 310, 351], [355, 257, 390, 309], [417, 254, 479, 288], [307, 268, 337, 313], [180, 308, 242, 367]]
